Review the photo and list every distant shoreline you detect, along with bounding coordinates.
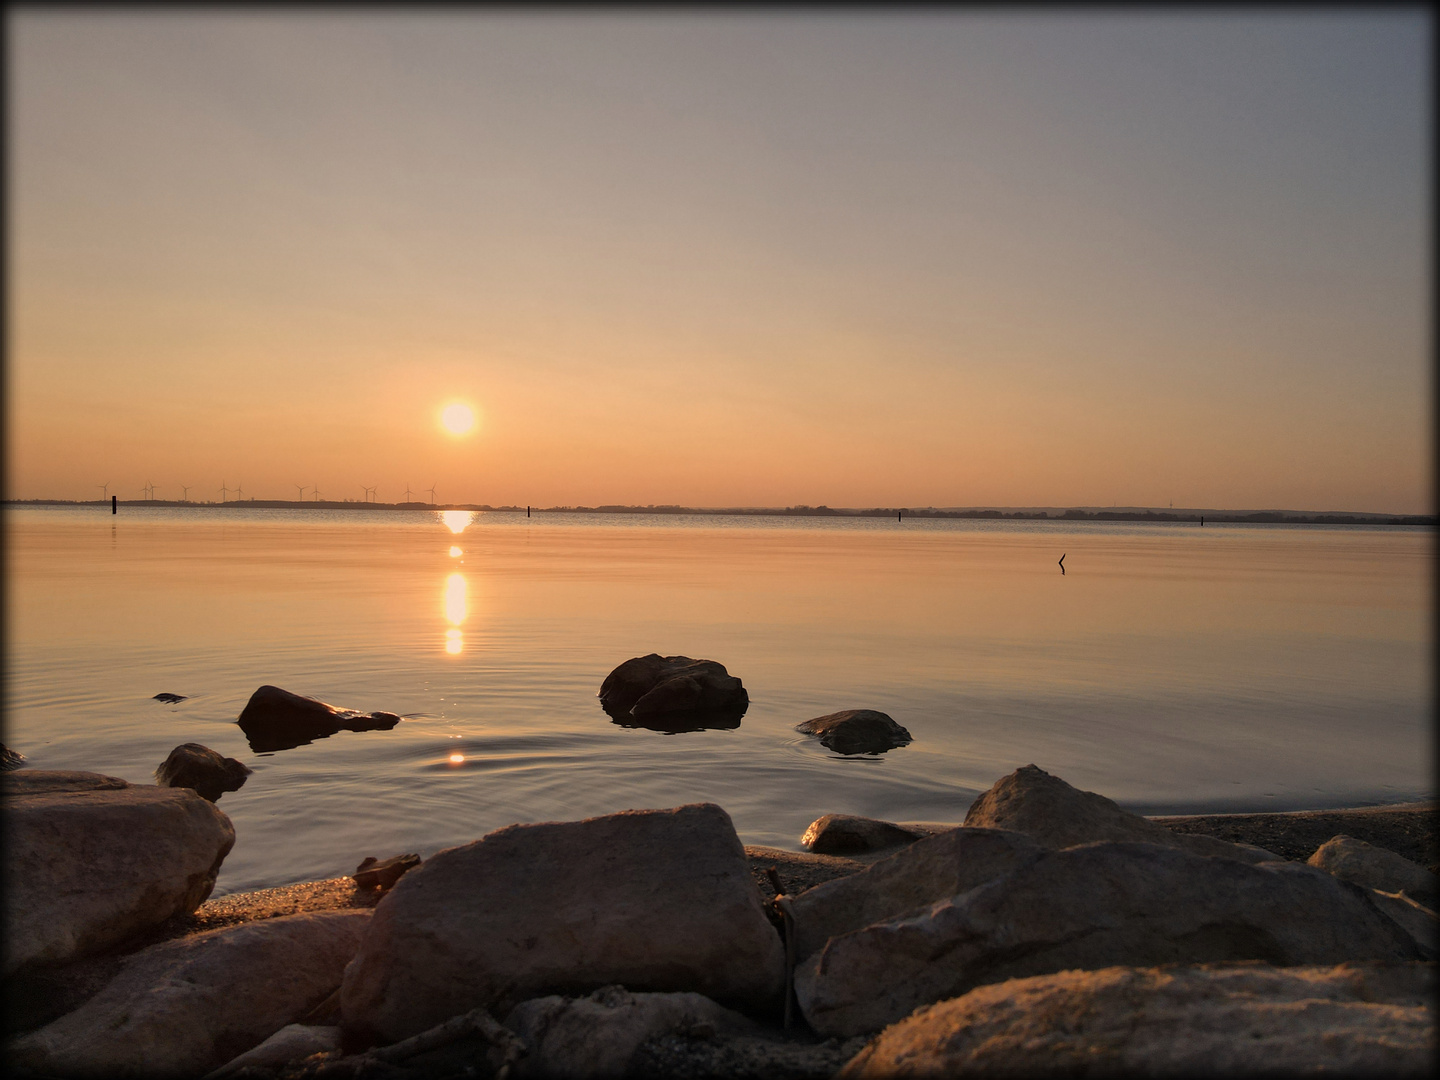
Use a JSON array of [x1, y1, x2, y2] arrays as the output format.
[[4, 499, 1433, 526]]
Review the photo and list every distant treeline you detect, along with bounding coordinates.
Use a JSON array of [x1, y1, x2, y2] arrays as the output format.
[[6, 499, 1433, 526]]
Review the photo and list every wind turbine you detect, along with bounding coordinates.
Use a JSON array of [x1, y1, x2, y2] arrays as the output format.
[[143, 480, 155, 500], [219, 481, 229, 502], [295, 484, 307, 501], [97, 482, 110, 502], [234, 481, 244, 501], [427, 484, 438, 506], [180, 485, 190, 502], [313, 483, 322, 503], [403, 483, 414, 503]]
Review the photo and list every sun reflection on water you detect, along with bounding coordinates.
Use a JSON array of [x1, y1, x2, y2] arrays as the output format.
[[439, 510, 475, 535]]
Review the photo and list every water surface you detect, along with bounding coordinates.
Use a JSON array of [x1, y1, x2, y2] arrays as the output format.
[[5, 506, 1431, 893]]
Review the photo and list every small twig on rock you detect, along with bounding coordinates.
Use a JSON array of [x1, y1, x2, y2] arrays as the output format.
[[366, 1006, 526, 1077], [299, 986, 342, 1026], [765, 865, 784, 896], [774, 894, 797, 1030]]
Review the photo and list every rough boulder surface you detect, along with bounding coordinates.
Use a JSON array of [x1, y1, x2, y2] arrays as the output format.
[[964, 763, 1277, 862], [236, 684, 401, 752], [154, 742, 252, 802], [1308, 833, 1439, 907], [598, 655, 749, 727], [800, 814, 923, 855], [10, 910, 371, 1079], [1, 741, 26, 770], [840, 962, 1436, 1078], [796, 840, 1420, 1037], [340, 803, 786, 1045], [788, 827, 1044, 961], [504, 984, 760, 1079], [795, 710, 912, 755], [2, 770, 235, 973]]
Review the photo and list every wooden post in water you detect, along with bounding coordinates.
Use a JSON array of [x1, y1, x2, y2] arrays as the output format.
[[112, 495, 117, 514], [898, 509, 902, 522], [527, 505, 531, 518]]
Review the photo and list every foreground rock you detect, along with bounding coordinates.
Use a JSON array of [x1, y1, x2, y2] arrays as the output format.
[[965, 764, 1277, 862], [796, 840, 1420, 1036], [236, 684, 401, 753], [800, 814, 923, 855], [11, 911, 371, 1079], [2, 770, 235, 973], [795, 710, 911, 755], [1309, 834, 1439, 907], [840, 962, 1436, 1078], [205, 1024, 342, 1079], [1, 741, 25, 770], [352, 852, 421, 891], [598, 655, 749, 728], [789, 827, 1044, 961], [155, 743, 252, 802], [505, 984, 760, 1079], [341, 803, 785, 1045]]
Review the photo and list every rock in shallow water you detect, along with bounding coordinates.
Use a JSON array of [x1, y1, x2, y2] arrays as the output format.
[[839, 962, 1436, 1078], [795, 710, 912, 755], [800, 814, 923, 855], [155, 743, 251, 802], [340, 803, 786, 1046], [796, 840, 1421, 1037], [964, 763, 1277, 862], [10, 910, 371, 1079], [1, 742, 27, 771], [2, 770, 235, 973], [236, 684, 401, 752], [598, 655, 749, 729]]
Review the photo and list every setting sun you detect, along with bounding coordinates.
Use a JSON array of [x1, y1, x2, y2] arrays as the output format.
[[440, 402, 476, 436]]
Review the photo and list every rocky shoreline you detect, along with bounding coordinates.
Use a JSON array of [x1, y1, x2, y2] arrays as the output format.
[[6, 758, 1435, 1079]]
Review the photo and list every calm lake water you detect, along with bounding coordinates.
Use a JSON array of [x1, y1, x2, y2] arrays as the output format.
[[4, 506, 1433, 894]]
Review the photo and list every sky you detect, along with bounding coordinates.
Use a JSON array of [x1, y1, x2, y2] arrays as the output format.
[[6, 11, 1432, 512]]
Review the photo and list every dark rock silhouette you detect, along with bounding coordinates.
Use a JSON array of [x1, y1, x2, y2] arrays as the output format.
[[353, 853, 421, 891], [153, 693, 187, 704], [796, 710, 912, 755], [154, 743, 251, 802], [236, 685, 401, 753], [599, 655, 748, 731], [1, 742, 26, 771]]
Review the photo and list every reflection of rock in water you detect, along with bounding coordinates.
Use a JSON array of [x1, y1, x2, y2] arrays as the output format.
[[155, 743, 251, 802], [236, 685, 401, 753], [599, 655, 749, 732]]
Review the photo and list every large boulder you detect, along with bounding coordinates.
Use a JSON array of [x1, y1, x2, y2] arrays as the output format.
[[788, 827, 1044, 961], [964, 764, 1276, 863], [10, 910, 371, 1079], [340, 803, 785, 1045], [205, 1024, 342, 1080], [795, 840, 1420, 1037], [1309, 834, 1439, 907], [800, 814, 923, 855], [795, 710, 912, 755], [840, 962, 1436, 1078], [155, 743, 251, 803], [2, 770, 235, 973], [505, 984, 759, 1079], [598, 655, 748, 729], [236, 685, 401, 752]]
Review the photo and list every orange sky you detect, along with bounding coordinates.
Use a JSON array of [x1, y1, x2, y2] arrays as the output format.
[[7, 12, 1432, 512]]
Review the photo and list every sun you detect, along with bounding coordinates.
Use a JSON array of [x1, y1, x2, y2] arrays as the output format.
[[440, 402, 476, 436]]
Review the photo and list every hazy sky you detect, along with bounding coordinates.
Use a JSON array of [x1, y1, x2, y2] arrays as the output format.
[[7, 11, 1431, 511]]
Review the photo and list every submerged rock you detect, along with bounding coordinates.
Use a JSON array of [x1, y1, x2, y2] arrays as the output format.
[[795, 710, 912, 755], [340, 803, 785, 1045], [236, 684, 401, 752], [153, 693, 188, 704], [3, 770, 235, 973], [1309, 834, 1439, 907], [1, 742, 27, 771], [964, 764, 1277, 863], [800, 814, 923, 855], [155, 743, 251, 803], [840, 962, 1436, 1078], [599, 655, 749, 729], [796, 840, 1421, 1037], [10, 911, 370, 1079]]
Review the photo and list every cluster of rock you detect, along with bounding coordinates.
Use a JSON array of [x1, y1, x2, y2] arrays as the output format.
[[5, 763, 1435, 1078], [236, 685, 402, 753]]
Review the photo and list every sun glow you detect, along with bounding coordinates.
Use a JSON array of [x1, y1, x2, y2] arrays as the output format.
[[441, 402, 476, 436]]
